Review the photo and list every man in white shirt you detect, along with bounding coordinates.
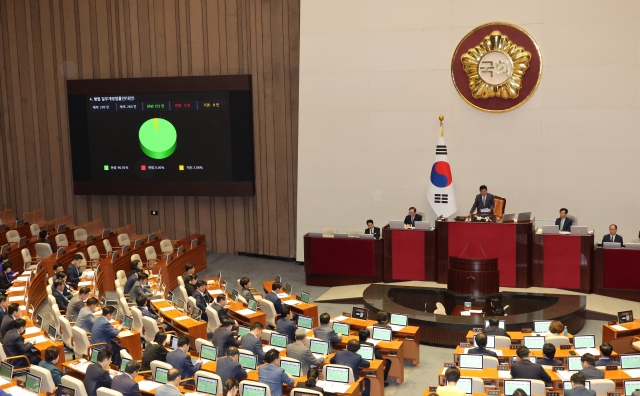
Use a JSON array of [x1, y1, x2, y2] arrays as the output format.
[[555, 208, 573, 232]]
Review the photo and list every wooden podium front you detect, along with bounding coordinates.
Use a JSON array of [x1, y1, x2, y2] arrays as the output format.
[[447, 256, 499, 295], [532, 234, 593, 293], [382, 225, 437, 282]]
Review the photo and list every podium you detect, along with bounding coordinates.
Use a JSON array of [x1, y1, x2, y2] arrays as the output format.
[[447, 256, 499, 295], [382, 225, 437, 282], [594, 247, 640, 302], [532, 234, 593, 293]]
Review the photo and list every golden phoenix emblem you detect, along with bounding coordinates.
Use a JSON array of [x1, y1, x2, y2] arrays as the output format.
[[461, 30, 531, 99]]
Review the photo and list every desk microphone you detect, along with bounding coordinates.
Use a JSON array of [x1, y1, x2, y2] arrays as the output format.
[[479, 244, 487, 258], [459, 244, 470, 257]]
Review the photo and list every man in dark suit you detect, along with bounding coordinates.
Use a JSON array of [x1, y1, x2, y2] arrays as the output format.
[[0, 296, 8, 323], [264, 282, 284, 316], [595, 343, 619, 367], [566, 373, 596, 396], [403, 207, 422, 227], [364, 220, 381, 239], [85, 349, 113, 396], [141, 331, 169, 371], [3, 318, 40, 366], [468, 185, 495, 216], [90, 306, 122, 363], [276, 306, 297, 344], [374, 311, 392, 330], [602, 224, 623, 245], [215, 346, 247, 385], [468, 333, 498, 358], [359, 328, 391, 385], [258, 349, 295, 396], [52, 279, 69, 311], [538, 343, 563, 366], [193, 280, 210, 321], [128, 273, 153, 303], [66, 254, 83, 286], [0, 263, 13, 293], [213, 318, 241, 357], [212, 295, 238, 327], [314, 313, 342, 353], [511, 346, 552, 386], [555, 208, 573, 232], [184, 274, 197, 297], [182, 263, 195, 284], [37, 230, 55, 252], [0, 303, 20, 341], [330, 340, 371, 396], [579, 353, 605, 379], [66, 287, 90, 322], [124, 265, 141, 294], [484, 317, 509, 338], [136, 295, 170, 331], [240, 322, 265, 363], [166, 336, 202, 379], [112, 359, 142, 396]]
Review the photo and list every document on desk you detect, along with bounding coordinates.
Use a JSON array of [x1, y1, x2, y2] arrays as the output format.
[[23, 326, 40, 335], [469, 310, 483, 314], [497, 370, 512, 379], [460, 311, 471, 316], [317, 380, 351, 394], [78, 281, 92, 286], [263, 345, 284, 352], [624, 369, 640, 378], [575, 348, 600, 356], [208, 289, 224, 295], [277, 293, 289, 298], [365, 338, 380, 346], [138, 381, 163, 392], [118, 330, 134, 337], [235, 309, 255, 316], [8, 286, 25, 292], [25, 335, 48, 344], [16, 276, 30, 282], [283, 300, 301, 306], [480, 209, 490, 213], [0, 376, 9, 386], [83, 270, 95, 277], [69, 360, 91, 373], [174, 316, 191, 321], [611, 324, 628, 331], [4, 386, 38, 396], [160, 306, 177, 312], [390, 325, 405, 332], [556, 370, 572, 381], [8, 296, 24, 302], [333, 315, 349, 322]]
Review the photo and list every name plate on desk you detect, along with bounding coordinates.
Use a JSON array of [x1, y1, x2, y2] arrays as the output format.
[[608, 320, 618, 325], [460, 342, 470, 347], [547, 392, 560, 396], [429, 387, 437, 392], [552, 366, 564, 371], [608, 393, 621, 396], [473, 327, 483, 332], [487, 391, 500, 396], [521, 328, 532, 333], [560, 345, 572, 350], [606, 365, 619, 371], [498, 365, 510, 371], [510, 345, 519, 350], [444, 362, 456, 368]]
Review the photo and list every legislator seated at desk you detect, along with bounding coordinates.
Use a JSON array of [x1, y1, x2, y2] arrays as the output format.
[[595, 343, 619, 367], [85, 349, 113, 396], [467, 333, 498, 358], [602, 224, 623, 245], [364, 220, 380, 239], [437, 367, 466, 396], [112, 359, 142, 396], [538, 343, 563, 367], [404, 207, 422, 227], [331, 340, 371, 396], [511, 346, 551, 386], [579, 353, 604, 379], [483, 317, 509, 338], [555, 208, 574, 232], [468, 185, 494, 216], [565, 373, 596, 396], [37, 230, 56, 253], [258, 349, 295, 396]]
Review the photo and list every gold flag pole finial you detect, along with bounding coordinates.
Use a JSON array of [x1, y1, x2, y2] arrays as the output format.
[[439, 115, 444, 136]]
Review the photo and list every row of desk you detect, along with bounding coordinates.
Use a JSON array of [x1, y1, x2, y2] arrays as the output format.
[[305, 221, 638, 297]]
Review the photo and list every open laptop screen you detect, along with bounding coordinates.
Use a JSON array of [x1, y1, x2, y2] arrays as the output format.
[[200, 345, 218, 362], [237, 326, 250, 338], [25, 373, 42, 394], [357, 345, 375, 361], [484, 319, 506, 329], [351, 307, 368, 320], [568, 356, 583, 371], [459, 354, 483, 369], [0, 361, 12, 381], [239, 353, 257, 370], [504, 380, 531, 396], [56, 385, 76, 396], [390, 313, 408, 327], [372, 327, 392, 342], [522, 336, 545, 350], [473, 335, 495, 348], [300, 291, 310, 304], [453, 377, 472, 395], [196, 376, 219, 395], [154, 367, 169, 384], [309, 339, 329, 355], [297, 315, 313, 330], [280, 359, 301, 378], [621, 354, 640, 370], [242, 384, 267, 396], [624, 380, 640, 396], [332, 322, 350, 336], [270, 333, 287, 348], [533, 320, 551, 334], [574, 335, 595, 349], [325, 366, 350, 383], [619, 310, 634, 324], [120, 358, 131, 372]]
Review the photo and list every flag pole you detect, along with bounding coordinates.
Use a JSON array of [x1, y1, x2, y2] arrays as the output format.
[[437, 114, 445, 221]]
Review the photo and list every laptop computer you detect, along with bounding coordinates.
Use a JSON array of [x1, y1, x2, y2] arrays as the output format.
[[300, 291, 310, 304], [176, 298, 186, 313], [571, 226, 589, 236], [133, 239, 142, 249], [120, 357, 131, 372], [190, 307, 202, 321], [168, 334, 179, 350], [484, 319, 506, 329], [239, 352, 257, 371], [176, 246, 184, 256], [564, 381, 591, 390], [247, 299, 258, 312], [473, 334, 495, 348], [154, 366, 169, 383], [357, 345, 375, 361], [619, 310, 634, 323], [371, 327, 392, 342], [332, 322, 350, 336], [122, 315, 133, 330], [24, 373, 42, 394], [200, 345, 218, 364], [309, 339, 329, 358], [452, 377, 472, 396], [297, 315, 313, 330], [334, 233, 348, 239], [389, 221, 405, 230], [459, 354, 483, 369], [57, 223, 66, 232], [542, 225, 559, 235], [270, 332, 288, 349], [511, 356, 537, 364], [237, 325, 250, 338], [90, 348, 100, 363], [351, 307, 368, 320], [166, 291, 174, 303], [166, 253, 172, 262], [0, 361, 13, 386], [195, 375, 219, 395], [624, 380, 640, 396], [241, 383, 267, 396], [231, 290, 239, 302], [56, 384, 76, 396], [574, 335, 595, 349], [308, 232, 323, 238], [603, 242, 622, 249], [414, 221, 431, 230], [360, 234, 374, 239], [517, 212, 531, 222], [325, 365, 350, 383], [147, 233, 156, 242], [102, 228, 111, 239], [16, 218, 24, 227], [47, 324, 58, 342], [620, 355, 640, 370], [280, 359, 302, 378], [567, 356, 583, 371], [390, 313, 408, 331], [523, 335, 545, 350], [504, 380, 531, 396], [533, 320, 552, 334], [501, 213, 516, 222], [626, 243, 640, 250], [190, 239, 199, 249], [285, 283, 293, 295]]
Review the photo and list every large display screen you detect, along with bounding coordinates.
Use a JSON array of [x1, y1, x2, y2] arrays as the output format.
[[67, 76, 254, 196]]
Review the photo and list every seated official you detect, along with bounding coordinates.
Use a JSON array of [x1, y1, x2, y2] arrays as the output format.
[[313, 312, 342, 353], [484, 317, 509, 338], [265, 281, 284, 316], [37, 230, 56, 252], [0, 295, 7, 323], [258, 349, 295, 396], [212, 295, 238, 327], [112, 359, 142, 396], [359, 328, 391, 385], [55, 272, 75, 298], [404, 207, 422, 227], [511, 346, 552, 386], [276, 306, 297, 344], [286, 328, 326, 375], [216, 346, 247, 385], [76, 297, 98, 333], [364, 219, 380, 239], [468, 333, 498, 358], [66, 287, 90, 322], [141, 331, 168, 371], [546, 320, 565, 338], [436, 367, 466, 396], [538, 343, 563, 366], [52, 279, 70, 311], [0, 262, 14, 293], [222, 378, 239, 396], [602, 224, 623, 245], [294, 368, 325, 395], [155, 368, 183, 396], [182, 263, 196, 284], [4, 318, 41, 366], [128, 272, 153, 303], [184, 274, 197, 297], [53, 263, 64, 274], [124, 263, 142, 294], [468, 184, 495, 217], [240, 277, 262, 302], [39, 346, 63, 386], [137, 295, 171, 331], [555, 208, 573, 232], [193, 280, 211, 321], [240, 322, 265, 363], [0, 303, 20, 341], [167, 336, 202, 379], [488, 298, 505, 317], [374, 311, 392, 330], [579, 353, 604, 379], [85, 349, 113, 396], [0, 255, 13, 281], [213, 318, 241, 357], [595, 343, 619, 366], [331, 340, 371, 396], [67, 253, 83, 285], [566, 372, 596, 396], [91, 306, 123, 364]]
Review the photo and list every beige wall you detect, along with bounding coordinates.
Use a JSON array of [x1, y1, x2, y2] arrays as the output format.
[[297, 0, 640, 260]]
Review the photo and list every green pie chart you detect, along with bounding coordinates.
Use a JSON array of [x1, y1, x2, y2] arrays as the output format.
[[139, 118, 177, 159]]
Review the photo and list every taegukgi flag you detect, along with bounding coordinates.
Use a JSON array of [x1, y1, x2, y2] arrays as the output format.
[[427, 116, 457, 218]]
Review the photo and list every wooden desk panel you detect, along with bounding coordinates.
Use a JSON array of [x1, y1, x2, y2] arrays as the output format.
[[262, 281, 319, 327], [532, 234, 594, 293], [594, 247, 640, 302], [383, 226, 437, 282]]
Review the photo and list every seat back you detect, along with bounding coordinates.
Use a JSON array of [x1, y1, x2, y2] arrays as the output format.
[[6, 230, 20, 243], [589, 379, 615, 395], [59, 316, 74, 349], [3, 209, 16, 224], [530, 380, 546, 395], [321, 364, 355, 383], [494, 336, 511, 348], [118, 297, 131, 318], [63, 214, 76, 228], [94, 218, 105, 234], [544, 336, 571, 348], [53, 217, 64, 230], [30, 364, 56, 392], [567, 214, 578, 226], [346, 229, 361, 238], [84, 221, 96, 236], [74, 228, 88, 242], [130, 254, 142, 263], [177, 276, 185, 288], [194, 371, 222, 393], [195, 338, 213, 354], [29, 223, 40, 237], [87, 245, 100, 260], [150, 361, 173, 381], [436, 302, 446, 313], [117, 233, 130, 247], [71, 326, 91, 357], [494, 196, 506, 218], [103, 239, 114, 253], [35, 243, 53, 259], [469, 377, 485, 393], [61, 375, 89, 396], [160, 239, 173, 254], [24, 211, 35, 226], [206, 306, 220, 333], [145, 246, 157, 261], [482, 355, 499, 369], [188, 296, 197, 312], [55, 233, 69, 247], [121, 349, 133, 360], [33, 209, 46, 225], [142, 317, 160, 344], [22, 248, 33, 265], [96, 389, 124, 396], [260, 299, 277, 328], [291, 390, 323, 396], [240, 380, 272, 396], [179, 286, 189, 305], [75, 252, 88, 268], [261, 329, 273, 343], [130, 307, 144, 334], [116, 270, 127, 284], [51, 304, 62, 329]]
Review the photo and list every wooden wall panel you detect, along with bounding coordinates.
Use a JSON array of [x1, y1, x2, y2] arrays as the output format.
[[0, 0, 300, 258]]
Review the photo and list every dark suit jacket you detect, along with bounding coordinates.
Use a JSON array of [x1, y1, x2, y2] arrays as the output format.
[[538, 357, 563, 366], [194, 290, 209, 321], [484, 326, 510, 338], [330, 350, 370, 379], [90, 316, 120, 349], [0, 307, 7, 324], [265, 291, 283, 315], [0, 315, 14, 341], [276, 317, 297, 344], [141, 343, 168, 371], [595, 357, 620, 367], [215, 356, 247, 384], [111, 373, 142, 396], [403, 214, 423, 226], [123, 273, 138, 294], [85, 362, 112, 396], [364, 227, 381, 239], [510, 360, 552, 385], [468, 347, 498, 358], [212, 302, 231, 322], [565, 386, 596, 396], [166, 348, 201, 379], [53, 289, 69, 311], [555, 217, 574, 232], [470, 193, 495, 214], [212, 327, 240, 357], [602, 234, 623, 245], [0, 272, 12, 291], [66, 263, 81, 285], [38, 238, 56, 253], [579, 365, 605, 379], [3, 328, 34, 366], [240, 332, 265, 363], [185, 282, 196, 298]]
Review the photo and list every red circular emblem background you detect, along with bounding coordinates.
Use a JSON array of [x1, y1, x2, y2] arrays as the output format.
[[451, 22, 542, 112]]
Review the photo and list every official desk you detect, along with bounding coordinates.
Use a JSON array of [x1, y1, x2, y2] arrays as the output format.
[[4, 227, 78, 273], [594, 247, 640, 302], [602, 320, 640, 354], [262, 280, 319, 327], [304, 233, 384, 286], [382, 226, 437, 282], [436, 220, 533, 287], [465, 330, 574, 344], [532, 234, 594, 293]]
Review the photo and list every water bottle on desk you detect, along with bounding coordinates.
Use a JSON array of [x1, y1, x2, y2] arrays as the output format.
[[564, 326, 568, 337]]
